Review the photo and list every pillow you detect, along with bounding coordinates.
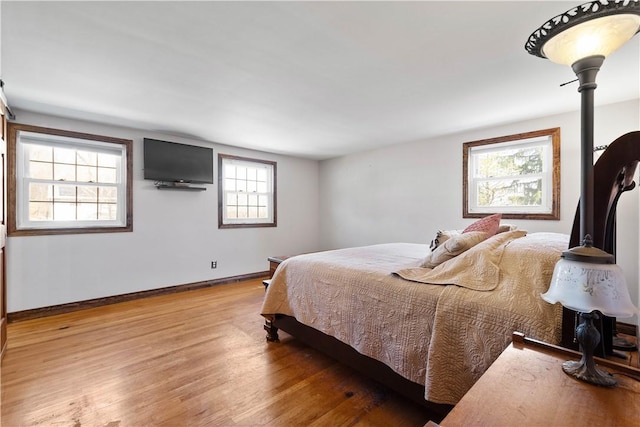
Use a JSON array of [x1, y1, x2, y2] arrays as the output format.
[[497, 223, 518, 234], [462, 213, 502, 236], [421, 231, 488, 268], [397, 229, 528, 291], [429, 229, 461, 251]]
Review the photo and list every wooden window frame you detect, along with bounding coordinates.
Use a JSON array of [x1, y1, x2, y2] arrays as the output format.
[[218, 153, 277, 229], [463, 127, 560, 220], [7, 123, 133, 236]]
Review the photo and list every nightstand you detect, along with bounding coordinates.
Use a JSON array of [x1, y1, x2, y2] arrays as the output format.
[[263, 255, 293, 290], [439, 332, 640, 426], [268, 255, 292, 279]]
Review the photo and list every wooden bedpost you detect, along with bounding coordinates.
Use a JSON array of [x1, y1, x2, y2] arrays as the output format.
[[264, 315, 280, 342], [563, 131, 640, 355]]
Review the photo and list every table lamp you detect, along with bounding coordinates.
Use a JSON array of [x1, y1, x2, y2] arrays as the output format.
[[525, 0, 639, 386]]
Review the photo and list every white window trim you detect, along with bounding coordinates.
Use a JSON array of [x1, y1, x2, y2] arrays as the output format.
[[8, 123, 133, 236], [463, 128, 560, 220], [468, 137, 553, 214], [218, 154, 277, 228], [16, 130, 128, 230]]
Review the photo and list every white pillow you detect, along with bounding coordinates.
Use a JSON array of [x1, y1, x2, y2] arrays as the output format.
[[422, 231, 488, 268]]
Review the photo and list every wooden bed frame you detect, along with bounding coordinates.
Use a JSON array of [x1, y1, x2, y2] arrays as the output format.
[[563, 131, 640, 355], [264, 131, 640, 414]]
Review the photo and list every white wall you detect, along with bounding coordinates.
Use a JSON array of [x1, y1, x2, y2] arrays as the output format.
[[7, 110, 321, 312], [9, 100, 640, 323], [319, 99, 640, 323]]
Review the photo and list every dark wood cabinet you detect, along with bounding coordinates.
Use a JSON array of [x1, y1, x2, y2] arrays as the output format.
[[263, 255, 291, 290], [267, 255, 291, 279]]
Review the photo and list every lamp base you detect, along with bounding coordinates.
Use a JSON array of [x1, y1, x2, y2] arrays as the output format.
[[562, 359, 616, 387], [563, 311, 617, 387]]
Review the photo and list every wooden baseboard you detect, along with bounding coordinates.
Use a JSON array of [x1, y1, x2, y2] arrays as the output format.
[[8, 271, 269, 323]]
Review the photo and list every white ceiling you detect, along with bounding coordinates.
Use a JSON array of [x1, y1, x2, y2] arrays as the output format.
[[1, 1, 639, 160]]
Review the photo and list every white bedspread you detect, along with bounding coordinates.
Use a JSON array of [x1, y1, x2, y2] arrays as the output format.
[[261, 233, 567, 404]]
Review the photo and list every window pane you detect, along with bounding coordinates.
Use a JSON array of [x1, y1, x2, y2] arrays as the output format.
[[258, 207, 268, 218], [257, 169, 267, 181], [54, 185, 77, 202], [226, 206, 237, 218], [236, 167, 247, 180], [78, 186, 97, 203], [53, 147, 76, 164], [99, 187, 117, 203], [225, 166, 236, 179], [237, 193, 247, 206], [248, 194, 258, 206], [475, 146, 543, 178], [247, 168, 257, 181], [257, 182, 267, 193], [476, 177, 542, 207], [77, 165, 97, 182], [258, 195, 268, 206], [29, 202, 53, 221], [77, 151, 97, 166], [78, 203, 98, 220], [29, 161, 53, 179], [54, 163, 76, 181], [248, 207, 258, 218], [225, 178, 236, 192], [28, 145, 52, 162], [98, 203, 117, 220], [237, 206, 248, 218], [53, 202, 76, 221], [97, 153, 118, 168], [236, 180, 247, 192], [29, 183, 52, 202], [247, 180, 257, 193], [227, 193, 237, 205], [97, 167, 117, 183]]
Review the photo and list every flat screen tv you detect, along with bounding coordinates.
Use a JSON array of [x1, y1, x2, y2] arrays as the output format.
[[143, 138, 214, 184]]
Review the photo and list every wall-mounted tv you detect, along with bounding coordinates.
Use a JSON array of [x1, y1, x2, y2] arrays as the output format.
[[143, 138, 214, 184]]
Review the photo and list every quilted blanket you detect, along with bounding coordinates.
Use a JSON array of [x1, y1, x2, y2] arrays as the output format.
[[261, 232, 567, 404]]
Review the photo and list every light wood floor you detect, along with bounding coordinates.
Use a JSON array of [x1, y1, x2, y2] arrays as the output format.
[[1, 278, 437, 426]]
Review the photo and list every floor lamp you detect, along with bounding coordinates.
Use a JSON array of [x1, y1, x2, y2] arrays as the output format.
[[525, 1, 639, 386]]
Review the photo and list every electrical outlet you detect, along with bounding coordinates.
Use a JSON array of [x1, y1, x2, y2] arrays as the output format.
[[211, 261, 217, 269]]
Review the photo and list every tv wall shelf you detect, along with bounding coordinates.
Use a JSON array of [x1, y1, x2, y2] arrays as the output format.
[[155, 183, 207, 191]]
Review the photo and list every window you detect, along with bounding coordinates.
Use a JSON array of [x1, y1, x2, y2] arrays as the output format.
[[8, 123, 133, 235], [218, 154, 276, 228], [463, 128, 560, 220]]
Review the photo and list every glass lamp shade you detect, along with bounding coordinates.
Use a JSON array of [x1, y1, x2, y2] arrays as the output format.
[[525, 1, 640, 65], [542, 258, 638, 318], [543, 14, 640, 65]]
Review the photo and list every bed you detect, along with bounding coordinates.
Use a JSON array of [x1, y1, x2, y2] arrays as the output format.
[[261, 130, 640, 412]]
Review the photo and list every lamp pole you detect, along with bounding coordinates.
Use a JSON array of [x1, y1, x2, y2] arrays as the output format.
[[528, 0, 640, 388], [572, 55, 604, 242]]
